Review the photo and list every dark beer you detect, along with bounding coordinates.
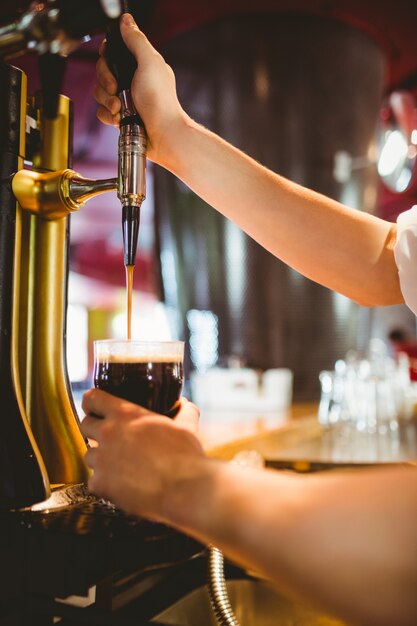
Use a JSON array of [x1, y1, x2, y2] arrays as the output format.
[[94, 356, 183, 417]]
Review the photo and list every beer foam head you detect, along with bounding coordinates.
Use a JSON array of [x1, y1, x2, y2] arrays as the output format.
[[94, 339, 184, 364], [98, 354, 182, 364]]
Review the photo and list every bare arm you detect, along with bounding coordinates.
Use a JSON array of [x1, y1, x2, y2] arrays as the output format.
[[168, 460, 417, 626], [94, 14, 402, 307], [81, 390, 417, 626], [162, 120, 400, 306]]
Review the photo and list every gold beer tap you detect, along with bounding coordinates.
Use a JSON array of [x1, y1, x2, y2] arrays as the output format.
[[12, 169, 117, 219], [1, 0, 144, 499], [12, 96, 119, 488], [0, 1, 128, 505]]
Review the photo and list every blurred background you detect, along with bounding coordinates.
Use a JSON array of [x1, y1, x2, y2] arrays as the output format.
[[2, 0, 417, 404]]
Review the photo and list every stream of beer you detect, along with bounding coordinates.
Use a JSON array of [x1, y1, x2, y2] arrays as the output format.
[[126, 265, 134, 340]]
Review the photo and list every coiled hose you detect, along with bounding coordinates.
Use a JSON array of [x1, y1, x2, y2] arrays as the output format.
[[207, 450, 265, 626], [208, 544, 240, 626]]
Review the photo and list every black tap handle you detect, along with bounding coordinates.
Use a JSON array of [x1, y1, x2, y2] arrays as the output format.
[[106, 11, 137, 93]]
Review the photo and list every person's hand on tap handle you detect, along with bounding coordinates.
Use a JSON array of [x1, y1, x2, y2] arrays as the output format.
[[95, 13, 188, 167]]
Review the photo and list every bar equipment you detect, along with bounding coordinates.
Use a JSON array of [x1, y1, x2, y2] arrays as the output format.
[[0, 64, 212, 619], [0, 0, 146, 506], [0, 62, 50, 509], [0, 0, 146, 507], [0, 71, 110, 505], [106, 11, 147, 268], [0, 7, 205, 624], [0, 0, 121, 59]]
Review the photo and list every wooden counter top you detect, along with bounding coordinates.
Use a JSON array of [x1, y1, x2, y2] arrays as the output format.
[[202, 403, 417, 468], [200, 402, 317, 449]]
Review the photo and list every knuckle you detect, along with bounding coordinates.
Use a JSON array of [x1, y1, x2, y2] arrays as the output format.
[[96, 60, 116, 92], [92, 84, 101, 102], [99, 38, 106, 55], [100, 421, 113, 442], [97, 107, 119, 127], [107, 96, 120, 114], [104, 76, 117, 94], [95, 56, 105, 75], [166, 62, 175, 77], [81, 388, 93, 409], [97, 106, 110, 125], [120, 405, 137, 421], [96, 106, 106, 122]]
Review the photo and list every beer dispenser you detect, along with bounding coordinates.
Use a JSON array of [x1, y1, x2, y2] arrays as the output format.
[[0, 0, 145, 509]]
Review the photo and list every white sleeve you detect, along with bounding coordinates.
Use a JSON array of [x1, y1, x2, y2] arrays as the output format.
[[394, 205, 417, 316]]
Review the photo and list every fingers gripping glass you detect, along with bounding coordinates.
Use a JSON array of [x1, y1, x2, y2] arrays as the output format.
[[94, 340, 184, 417]]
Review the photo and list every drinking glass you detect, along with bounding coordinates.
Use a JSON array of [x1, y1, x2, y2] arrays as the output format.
[[94, 340, 184, 417]]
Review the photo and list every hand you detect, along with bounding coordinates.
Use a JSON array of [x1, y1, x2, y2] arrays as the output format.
[[80, 389, 203, 521], [93, 13, 189, 164]]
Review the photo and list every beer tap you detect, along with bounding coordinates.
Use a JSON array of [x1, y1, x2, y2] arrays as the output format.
[[0, 0, 146, 506], [3, 0, 146, 264], [106, 9, 147, 268], [10, 10, 147, 259], [0, 0, 122, 60]]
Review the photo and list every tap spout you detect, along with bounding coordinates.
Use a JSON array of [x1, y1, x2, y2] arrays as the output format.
[[67, 174, 118, 205], [12, 169, 117, 219]]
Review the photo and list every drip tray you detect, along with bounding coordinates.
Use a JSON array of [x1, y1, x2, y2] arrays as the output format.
[[0, 483, 203, 604], [27, 482, 96, 512], [152, 579, 347, 626]]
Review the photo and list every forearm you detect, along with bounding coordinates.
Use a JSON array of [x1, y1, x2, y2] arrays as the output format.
[[95, 19, 402, 306], [163, 461, 417, 626], [161, 117, 402, 306]]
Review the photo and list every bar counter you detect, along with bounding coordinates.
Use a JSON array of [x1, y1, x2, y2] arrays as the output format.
[[203, 402, 417, 467], [200, 402, 316, 449]]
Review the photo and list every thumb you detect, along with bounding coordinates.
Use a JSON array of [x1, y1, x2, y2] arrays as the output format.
[[120, 13, 155, 64], [174, 398, 200, 434]]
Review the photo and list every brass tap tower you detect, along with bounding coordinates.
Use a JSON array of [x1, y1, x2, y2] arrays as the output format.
[[0, 64, 106, 504], [0, 0, 144, 507], [3, 88, 122, 497], [13, 95, 120, 488]]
